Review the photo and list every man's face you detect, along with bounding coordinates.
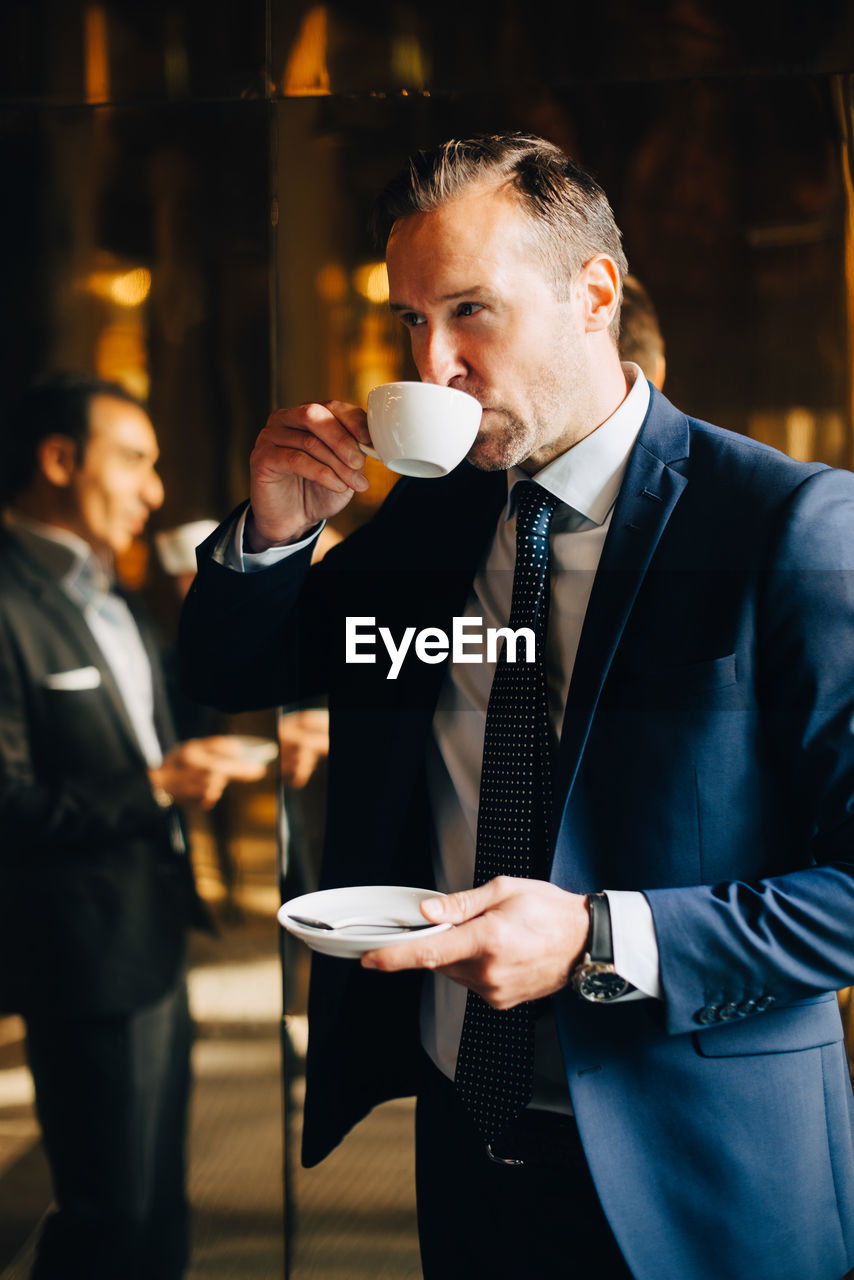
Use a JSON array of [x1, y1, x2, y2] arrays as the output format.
[[386, 182, 596, 472], [69, 394, 164, 557]]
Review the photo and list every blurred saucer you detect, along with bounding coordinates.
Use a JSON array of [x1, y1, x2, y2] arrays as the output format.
[[278, 885, 449, 958], [229, 735, 279, 765]]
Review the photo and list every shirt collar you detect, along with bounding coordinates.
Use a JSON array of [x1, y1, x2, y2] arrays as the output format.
[[4, 510, 114, 601], [506, 363, 650, 527]]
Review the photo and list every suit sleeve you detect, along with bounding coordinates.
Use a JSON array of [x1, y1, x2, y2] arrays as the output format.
[[178, 512, 324, 714], [177, 487, 416, 713], [647, 467, 854, 1034]]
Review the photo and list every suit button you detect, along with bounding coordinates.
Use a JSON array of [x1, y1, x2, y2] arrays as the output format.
[[719, 1003, 739, 1020], [756, 995, 776, 1012], [696, 1005, 720, 1024], [738, 999, 757, 1016]]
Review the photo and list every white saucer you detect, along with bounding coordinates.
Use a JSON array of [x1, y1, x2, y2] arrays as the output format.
[[278, 885, 450, 959]]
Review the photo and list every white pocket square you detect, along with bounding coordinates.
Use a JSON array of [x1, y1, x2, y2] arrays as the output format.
[[43, 666, 102, 691]]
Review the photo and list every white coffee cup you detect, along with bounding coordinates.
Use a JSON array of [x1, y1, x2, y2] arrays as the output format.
[[363, 382, 482, 479]]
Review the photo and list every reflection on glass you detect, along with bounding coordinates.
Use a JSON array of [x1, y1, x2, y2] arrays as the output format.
[[282, 6, 331, 97], [0, 0, 267, 104], [84, 4, 110, 103], [271, 79, 850, 529]]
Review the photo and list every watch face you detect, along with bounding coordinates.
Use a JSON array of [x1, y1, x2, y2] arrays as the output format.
[[576, 965, 633, 1003]]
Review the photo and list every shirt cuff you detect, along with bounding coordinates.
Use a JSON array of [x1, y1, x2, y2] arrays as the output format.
[[214, 507, 325, 573], [604, 889, 663, 1000]]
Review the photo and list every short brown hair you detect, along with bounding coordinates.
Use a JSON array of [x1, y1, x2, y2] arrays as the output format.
[[371, 132, 628, 338]]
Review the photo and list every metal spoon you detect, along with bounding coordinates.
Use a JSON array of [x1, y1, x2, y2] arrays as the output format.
[[287, 913, 436, 932]]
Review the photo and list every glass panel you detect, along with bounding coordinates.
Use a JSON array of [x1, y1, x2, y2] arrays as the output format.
[[270, 0, 854, 99], [272, 76, 849, 522], [0, 100, 270, 544], [0, 0, 267, 104]]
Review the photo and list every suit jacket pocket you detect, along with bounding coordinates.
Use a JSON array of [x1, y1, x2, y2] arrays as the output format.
[[694, 992, 842, 1057], [624, 652, 737, 693], [603, 652, 738, 710]]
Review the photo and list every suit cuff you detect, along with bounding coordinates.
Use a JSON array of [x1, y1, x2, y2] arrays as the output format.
[[604, 889, 663, 1000], [215, 507, 325, 573]]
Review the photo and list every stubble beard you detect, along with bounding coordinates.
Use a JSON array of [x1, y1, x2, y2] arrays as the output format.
[[465, 373, 581, 473], [466, 408, 540, 472], [462, 336, 587, 473]]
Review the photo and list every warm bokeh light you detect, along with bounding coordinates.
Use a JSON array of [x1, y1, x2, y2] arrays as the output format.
[[110, 268, 152, 307], [315, 262, 348, 303], [350, 314, 399, 411], [282, 6, 330, 96], [95, 322, 150, 402], [748, 406, 848, 467], [84, 5, 109, 103], [390, 34, 429, 89], [83, 267, 152, 308], [115, 537, 149, 591], [353, 262, 389, 304]]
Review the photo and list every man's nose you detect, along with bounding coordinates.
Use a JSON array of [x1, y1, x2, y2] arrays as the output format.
[[416, 327, 467, 386], [145, 471, 165, 511]]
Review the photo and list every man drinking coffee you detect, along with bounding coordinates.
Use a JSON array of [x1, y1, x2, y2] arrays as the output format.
[[181, 132, 854, 1280]]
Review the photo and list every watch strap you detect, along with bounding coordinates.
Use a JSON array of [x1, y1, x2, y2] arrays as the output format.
[[571, 893, 637, 1003], [588, 893, 614, 964]]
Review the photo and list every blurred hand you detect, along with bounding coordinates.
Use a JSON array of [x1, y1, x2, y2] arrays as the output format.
[[246, 401, 371, 551], [278, 708, 330, 789], [150, 736, 267, 810], [361, 877, 591, 1009]]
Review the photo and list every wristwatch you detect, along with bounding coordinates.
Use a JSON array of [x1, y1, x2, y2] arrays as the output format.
[[571, 893, 635, 1003]]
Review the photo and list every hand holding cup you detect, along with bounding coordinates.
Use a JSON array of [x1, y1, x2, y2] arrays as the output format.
[[247, 400, 371, 551], [150, 736, 269, 810], [246, 384, 482, 553]]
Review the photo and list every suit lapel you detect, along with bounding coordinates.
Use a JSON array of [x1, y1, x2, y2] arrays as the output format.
[[6, 539, 152, 763], [552, 395, 691, 835], [379, 467, 507, 772]]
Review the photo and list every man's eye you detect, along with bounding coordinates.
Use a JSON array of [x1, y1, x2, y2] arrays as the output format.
[[457, 302, 483, 317], [400, 312, 425, 327]]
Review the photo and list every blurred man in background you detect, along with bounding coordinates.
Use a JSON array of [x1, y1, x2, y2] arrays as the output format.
[[618, 272, 666, 389], [0, 373, 263, 1280]]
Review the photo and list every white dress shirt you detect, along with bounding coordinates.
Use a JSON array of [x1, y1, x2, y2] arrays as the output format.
[[421, 365, 661, 1109]]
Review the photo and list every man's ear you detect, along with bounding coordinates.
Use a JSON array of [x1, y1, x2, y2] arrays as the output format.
[[581, 255, 621, 334], [37, 435, 78, 488]]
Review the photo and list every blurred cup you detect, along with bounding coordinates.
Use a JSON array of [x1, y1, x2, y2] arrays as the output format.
[[155, 519, 219, 577], [364, 382, 482, 479], [227, 735, 280, 767]]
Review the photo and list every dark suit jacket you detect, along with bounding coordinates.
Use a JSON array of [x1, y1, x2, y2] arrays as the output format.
[[0, 529, 207, 1018], [181, 388, 854, 1280]]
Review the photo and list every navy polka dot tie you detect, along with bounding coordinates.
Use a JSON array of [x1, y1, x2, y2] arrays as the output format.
[[454, 481, 559, 1146]]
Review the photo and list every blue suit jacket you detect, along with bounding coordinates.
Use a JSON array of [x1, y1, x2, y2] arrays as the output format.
[[182, 387, 854, 1280]]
